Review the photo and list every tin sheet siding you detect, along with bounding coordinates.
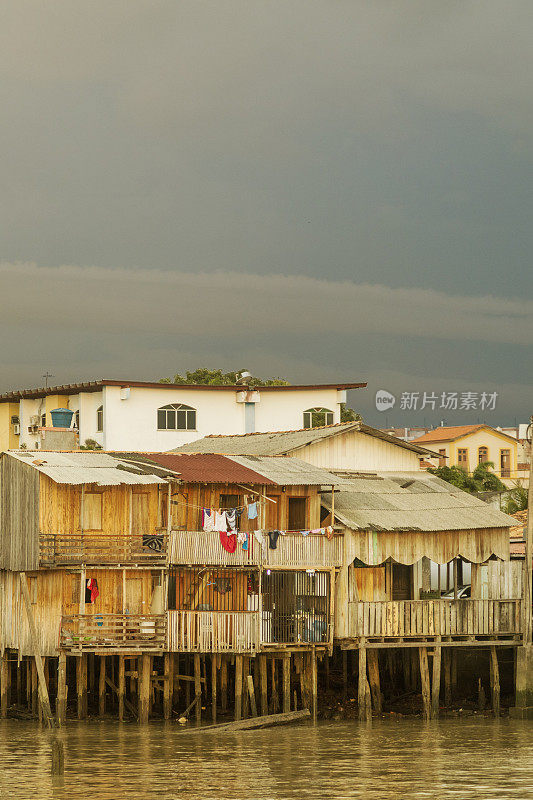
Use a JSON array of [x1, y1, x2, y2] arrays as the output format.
[[291, 431, 422, 472], [0, 454, 39, 571]]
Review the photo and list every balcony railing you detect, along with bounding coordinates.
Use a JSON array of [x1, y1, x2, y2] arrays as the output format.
[[60, 614, 167, 652], [40, 532, 168, 565], [168, 610, 258, 653], [169, 531, 260, 565], [348, 599, 522, 640], [169, 530, 342, 567]]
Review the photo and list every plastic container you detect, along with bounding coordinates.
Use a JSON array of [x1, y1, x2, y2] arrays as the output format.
[[50, 408, 74, 428]]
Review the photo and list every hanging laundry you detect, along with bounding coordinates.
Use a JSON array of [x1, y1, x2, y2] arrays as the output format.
[[254, 530, 267, 553], [202, 508, 216, 532], [219, 530, 237, 553], [325, 525, 334, 541], [268, 530, 281, 549], [237, 530, 247, 544], [226, 509, 237, 532], [235, 508, 244, 528], [85, 578, 99, 603], [242, 533, 249, 551], [247, 502, 258, 520], [301, 530, 311, 537], [214, 510, 228, 531]]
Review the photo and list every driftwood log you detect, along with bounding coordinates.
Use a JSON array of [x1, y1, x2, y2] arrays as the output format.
[[178, 708, 310, 734]]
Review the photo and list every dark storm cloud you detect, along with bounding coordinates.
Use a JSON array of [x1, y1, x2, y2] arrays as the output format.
[[0, 2, 531, 423]]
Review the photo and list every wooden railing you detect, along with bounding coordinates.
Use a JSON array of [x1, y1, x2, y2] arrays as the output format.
[[169, 531, 260, 565], [348, 599, 522, 640], [168, 610, 259, 653], [40, 533, 168, 565], [60, 614, 167, 652], [263, 534, 343, 567], [169, 530, 342, 567]]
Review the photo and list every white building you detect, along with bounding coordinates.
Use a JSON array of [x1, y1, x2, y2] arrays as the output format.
[[0, 379, 366, 452]]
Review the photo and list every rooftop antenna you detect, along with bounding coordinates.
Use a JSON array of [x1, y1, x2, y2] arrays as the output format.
[[43, 372, 54, 389]]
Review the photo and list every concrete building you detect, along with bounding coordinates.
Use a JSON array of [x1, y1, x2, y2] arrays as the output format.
[[0, 378, 365, 452]]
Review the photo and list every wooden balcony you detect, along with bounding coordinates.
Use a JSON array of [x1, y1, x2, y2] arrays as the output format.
[[263, 534, 343, 568], [60, 614, 167, 653], [40, 532, 168, 566], [347, 599, 522, 644], [169, 530, 343, 567], [169, 531, 260, 566], [168, 610, 258, 653]]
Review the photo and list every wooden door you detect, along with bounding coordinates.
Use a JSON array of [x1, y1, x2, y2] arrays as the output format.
[[288, 497, 307, 531], [500, 449, 511, 478], [125, 577, 143, 614], [392, 564, 412, 600]]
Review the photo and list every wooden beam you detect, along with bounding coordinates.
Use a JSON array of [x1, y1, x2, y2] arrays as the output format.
[[19, 573, 55, 728], [0, 652, 9, 718], [178, 709, 310, 734], [164, 653, 173, 720], [76, 655, 87, 720], [367, 649, 382, 713], [235, 655, 243, 721], [358, 642, 369, 722], [211, 655, 217, 724], [220, 657, 228, 713], [311, 650, 317, 723], [259, 655, 268, 717], [104, 675, 137, 718], [99, 656, 106, 717]]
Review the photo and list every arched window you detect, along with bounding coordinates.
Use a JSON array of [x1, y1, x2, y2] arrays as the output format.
[[157, 403, 196, 431], [96, 405, 103, 432], [478, 446, 488, 464], [303, 407, 334, 429]]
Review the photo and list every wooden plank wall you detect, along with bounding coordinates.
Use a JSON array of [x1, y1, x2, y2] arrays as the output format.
[[471, 560, 522, 600], [39, 477, 161, 539], [169, 482, 321, 531], [0, 455, 39, 571], [0, 567, 155, 657]]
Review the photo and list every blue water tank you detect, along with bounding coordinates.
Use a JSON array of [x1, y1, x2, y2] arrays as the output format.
[[50, 408, 74, 428]]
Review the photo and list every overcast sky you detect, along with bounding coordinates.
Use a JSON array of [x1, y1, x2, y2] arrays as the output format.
[[1, 1, 532, 426]]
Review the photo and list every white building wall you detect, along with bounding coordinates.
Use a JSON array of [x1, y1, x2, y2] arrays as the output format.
[[291, 430, 422, 471], [18, 398, 44, 449], [254, 388, 344, 432]]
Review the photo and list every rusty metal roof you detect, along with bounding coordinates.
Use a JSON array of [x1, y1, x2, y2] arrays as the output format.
[[128, 453, 278, 485]]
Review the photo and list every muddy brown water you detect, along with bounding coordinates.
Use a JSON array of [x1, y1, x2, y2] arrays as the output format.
[[0, 718, 531, 799]]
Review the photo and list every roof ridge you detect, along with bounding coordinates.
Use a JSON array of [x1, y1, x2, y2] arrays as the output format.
[[204, 421, 359, 439]]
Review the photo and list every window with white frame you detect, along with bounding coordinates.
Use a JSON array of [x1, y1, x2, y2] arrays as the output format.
[[157, 403, 196, 431], [303, 407, 334, 429], [96, 405, 103, 432]]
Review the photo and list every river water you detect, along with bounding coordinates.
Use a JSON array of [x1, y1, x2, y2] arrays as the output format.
[[0, 718, 531, 800]]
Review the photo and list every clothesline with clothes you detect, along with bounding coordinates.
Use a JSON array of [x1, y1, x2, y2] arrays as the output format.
[[215, 525, 335, 555], [171, 495, 270, 513]]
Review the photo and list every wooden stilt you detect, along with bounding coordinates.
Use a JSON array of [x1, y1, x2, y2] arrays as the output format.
[[490, 646, 500, 717], [324, 653, 330, 691], [194, 653, 202, 726], [431, 643, 442, 718], [311, 650, 317, 723], [259, 655, 268, 716], [282, 655, 291, 713], [77, 655, 87, 719], [342, 650, 348, 703], [247, 674, 258, 717], [419, 647, 431, 721], [163, 653, 173, 720], [31, 660, 38, 717], [358, 643, 369, 721], [0, 652, 9, 718], [172, 654, 180, 710], [57, 654, 67, 726], [16, 658, 22, 707], [220, 656, 228, 713], [139, 654, 150, 724], [367, 649, 382, 713], [211, 655, 217, 724], [88, 654, 95, 707], [185, 655, 191, 708], [235, 655, 243, 721], [451, 648, 458, 691], [242, 657, 250, 719], [444, 648, 452, 706], [26, 659, 31, 709], [477, 678, 486, 711], [118, 655, 125, 722], [99, 656, 106, 717], [271, 658, 279, 713]]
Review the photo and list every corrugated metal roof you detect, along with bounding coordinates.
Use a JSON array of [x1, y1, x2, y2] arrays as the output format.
[[173, 421, 437, 457], [321, 471, 517, 532], [121, 453, 278, 485], [228, 456, 343, 486], [8, 451, 163, 486]]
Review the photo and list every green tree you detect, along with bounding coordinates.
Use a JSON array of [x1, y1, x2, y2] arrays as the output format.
[[427, 461, 506, 494], [159, 368, 289, 387], [503, 484, 528, 515], [340, 403, 362, 423]]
